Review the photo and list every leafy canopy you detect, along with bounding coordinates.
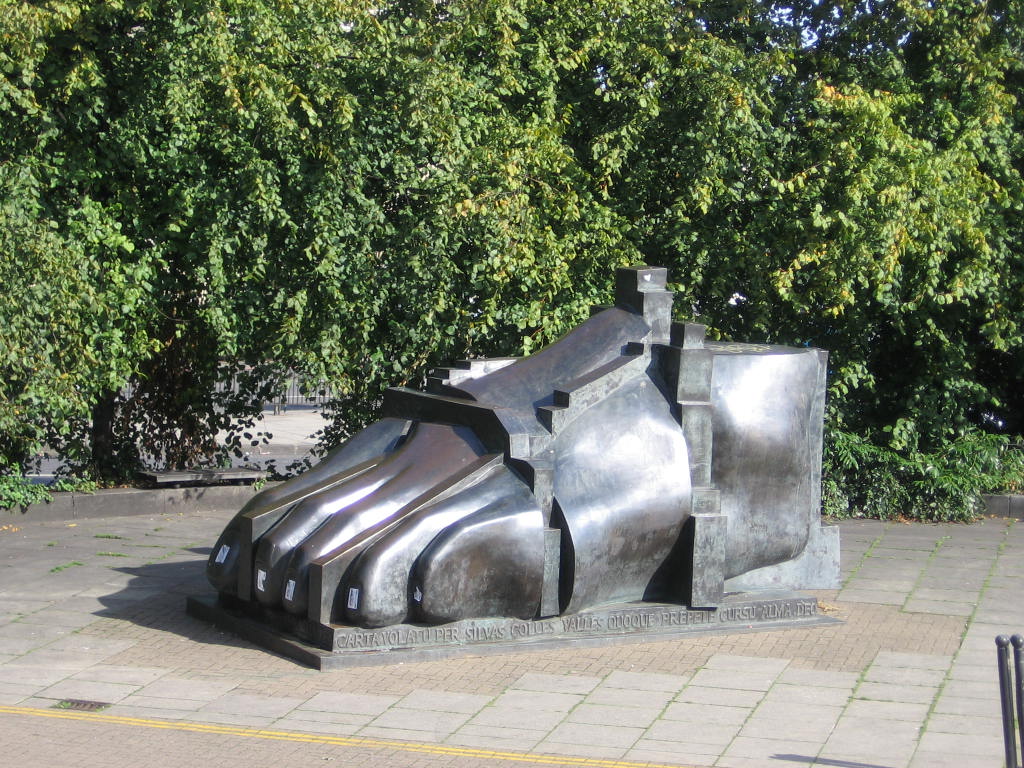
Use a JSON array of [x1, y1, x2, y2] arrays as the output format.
[[1, 0, 1021, 517]]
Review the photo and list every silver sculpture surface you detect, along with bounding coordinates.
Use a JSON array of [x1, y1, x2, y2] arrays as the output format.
[[205, 266, 838, 637]]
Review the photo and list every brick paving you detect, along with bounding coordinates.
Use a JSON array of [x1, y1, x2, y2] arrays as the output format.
[[1, 504, 1021, 767]]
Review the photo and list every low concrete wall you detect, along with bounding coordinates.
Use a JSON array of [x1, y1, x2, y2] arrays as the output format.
[[982, 494, 1024, 520], [11, 487, 1021, 523], [5, 484, 271, 522]]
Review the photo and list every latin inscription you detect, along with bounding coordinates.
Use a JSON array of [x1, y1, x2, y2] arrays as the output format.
[[331, 598, 818, 652]]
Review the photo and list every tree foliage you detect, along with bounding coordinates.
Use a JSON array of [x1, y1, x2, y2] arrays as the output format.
[[1, 0, 1021, 516]]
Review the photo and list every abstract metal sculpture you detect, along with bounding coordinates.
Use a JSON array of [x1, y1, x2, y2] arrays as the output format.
[[199, 266, 838, 660]]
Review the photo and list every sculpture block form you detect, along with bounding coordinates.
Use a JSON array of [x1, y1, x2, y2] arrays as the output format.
[[193, 266, 839, 665]]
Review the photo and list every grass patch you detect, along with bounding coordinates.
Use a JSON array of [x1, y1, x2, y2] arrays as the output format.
[[50, 561, 84, 573], [94, 533, 126, 540], [96, 551, 128, 557], [145, 551, 181, 564]]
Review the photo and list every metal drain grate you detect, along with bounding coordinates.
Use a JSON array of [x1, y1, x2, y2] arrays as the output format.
[[51, 699, 111, 712]]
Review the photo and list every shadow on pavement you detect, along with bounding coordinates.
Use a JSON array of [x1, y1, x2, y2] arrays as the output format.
[[776, 755, 898, 768], [93, 555, 259, 652]]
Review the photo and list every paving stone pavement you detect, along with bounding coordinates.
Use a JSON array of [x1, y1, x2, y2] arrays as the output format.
[[0, 509, 1021, 768]]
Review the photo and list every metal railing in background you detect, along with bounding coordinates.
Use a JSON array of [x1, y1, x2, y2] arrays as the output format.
[[997, 634, 1024, 768], [268, 374, 335, 414], [212, 369, 336, 414]]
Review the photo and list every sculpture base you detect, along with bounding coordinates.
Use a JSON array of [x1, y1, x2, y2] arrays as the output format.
[[186, 591, 839, 670]]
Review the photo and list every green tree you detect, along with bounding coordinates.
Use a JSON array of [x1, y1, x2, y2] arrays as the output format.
[[0, 0, 642, 479], [1, 0, 1020, 519]]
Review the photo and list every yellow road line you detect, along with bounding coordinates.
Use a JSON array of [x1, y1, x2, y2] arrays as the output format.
[[0, 704, 693, 768]]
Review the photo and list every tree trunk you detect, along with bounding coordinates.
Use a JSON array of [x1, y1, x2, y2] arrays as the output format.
[[90, 390, 118, 480]]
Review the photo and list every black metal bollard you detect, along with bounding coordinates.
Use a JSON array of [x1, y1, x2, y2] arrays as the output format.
[[1014, 635, 1024, 766], [998, 635, 1021, 768]]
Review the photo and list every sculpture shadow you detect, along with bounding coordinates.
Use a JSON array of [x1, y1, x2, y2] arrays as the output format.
[[91, 547, 261, 652], [775, 755, 896, 768]]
